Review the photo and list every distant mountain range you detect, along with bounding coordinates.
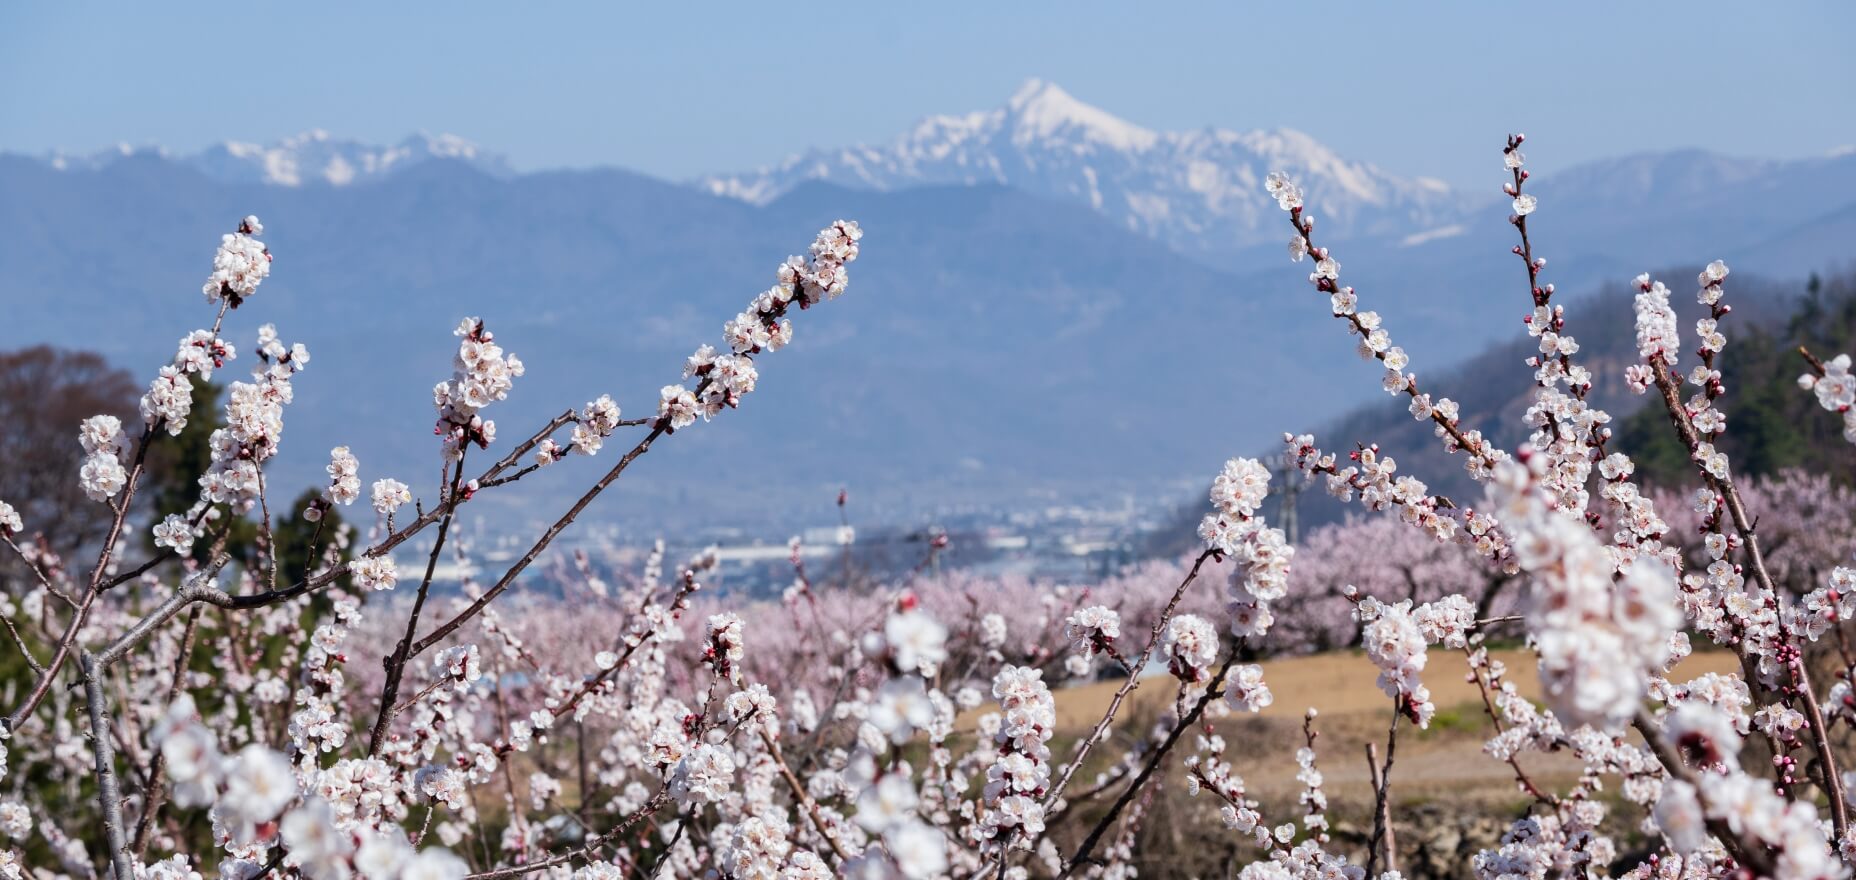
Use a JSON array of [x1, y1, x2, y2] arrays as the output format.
[[698, 79, 1475, 265], [6, 80, 1854, 535], [41, 130, 514, 187]]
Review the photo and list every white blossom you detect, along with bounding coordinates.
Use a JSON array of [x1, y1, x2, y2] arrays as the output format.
[[203, 217, 270, 303], [328, 446, 361, 505], [371, 478, 411, 516]]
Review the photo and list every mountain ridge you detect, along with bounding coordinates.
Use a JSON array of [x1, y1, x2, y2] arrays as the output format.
[[696, 79, 1474, 262], [34, 130, 513, 188], [18, 79, 1855, 277]]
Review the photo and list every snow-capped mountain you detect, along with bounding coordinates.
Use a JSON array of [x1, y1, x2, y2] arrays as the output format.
[[42, 130, 512, 186], [698, 79, 1479, 261]]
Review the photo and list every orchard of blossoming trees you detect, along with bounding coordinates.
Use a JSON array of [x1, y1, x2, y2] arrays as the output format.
[[2, 132, 1856, 880]]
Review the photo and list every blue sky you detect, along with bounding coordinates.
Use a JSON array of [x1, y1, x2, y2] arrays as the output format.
[[4, 2, 1853, 187]]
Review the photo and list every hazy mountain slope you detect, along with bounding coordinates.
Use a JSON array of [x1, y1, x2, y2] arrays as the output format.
[[0, 158, 1346, 532], [6, 109, 1855, 534], [1143, 269, 1820, 557]]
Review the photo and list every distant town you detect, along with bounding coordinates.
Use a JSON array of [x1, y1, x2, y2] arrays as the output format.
[[407, 489, 1207, 599]]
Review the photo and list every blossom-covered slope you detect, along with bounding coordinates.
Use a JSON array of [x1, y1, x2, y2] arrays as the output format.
[[698, 79, 1478, 262]]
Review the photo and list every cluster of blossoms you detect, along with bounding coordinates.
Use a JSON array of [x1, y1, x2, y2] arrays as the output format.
[[878, 600, 949, 677], [202, 215, 270, 306], [1062, 604, 1121, 658], [1264, 170, 1303, 211], [1225, 663, 1273, 713], [77, 414, 128, 502], [1284, 434, 1513, 568], [1668, 263, 1739, 479], [370, 478, 411, 517], [1293, 715, 1329, 843], [1160, 614, 1221, 684], [326, 446, 361, 507], [702, 612, 746, 684], [1633, 275, 1683, 370], [660, 221, 860, 431], [1198, 457, 1294, 648], [195, 323, 311, 513], [1799, 351, 1856, 443], [151, 513, 194, 552], [1651, 701, 1841, 879], [1491, 454, 1684, 729], [433, 317, 523, 456], [1354, 598, 1435, 726], [142, 329, 236, 436], [350, 554, 399, 592], [569, 394, 624, 456], [1794, 571, 1856, 653], [1184, 733, 1270, 842], [976, 665, 1055, 853]]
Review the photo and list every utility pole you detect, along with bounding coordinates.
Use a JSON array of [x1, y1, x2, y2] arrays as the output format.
[[1270, 453, 1304, 545]]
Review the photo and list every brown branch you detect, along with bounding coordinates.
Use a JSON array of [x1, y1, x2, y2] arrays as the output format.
[[1283, 210, 1501, 471], [81, 652, 136, 880], [1632, 712, 1774, 876], [1058, 650, 1240, 878], [368, 450, 470, 756], [759, 728, 851, 862], [1646, 354, 1849, 838], [1043, 548, 1217, 810], [0, 614, 43, 675], [411, 425, 668, 657], [1364, 698, 1400, 878], [9, 424, 158, 730], [132, 604, 203, 856]]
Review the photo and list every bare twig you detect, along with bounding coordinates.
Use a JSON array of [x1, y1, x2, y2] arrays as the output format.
[[411, 424, 669, 657], [1043, 548, 1217, 809], [759, 728, 850, 862], [369, 450, 470, 755], [1058, 650, 1240, 878], [132, 605, 204, 855]]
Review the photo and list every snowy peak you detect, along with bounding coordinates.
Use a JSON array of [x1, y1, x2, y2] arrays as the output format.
[[1000, 79, 1158, 151], [697, 79, 1473, 260], [44, 142, 172, 171], [196, 130, 512, 186], [37, 131, 513, 187]]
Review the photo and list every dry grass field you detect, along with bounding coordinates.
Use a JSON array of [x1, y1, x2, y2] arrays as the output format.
[[969, 648, 1742, 805]]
